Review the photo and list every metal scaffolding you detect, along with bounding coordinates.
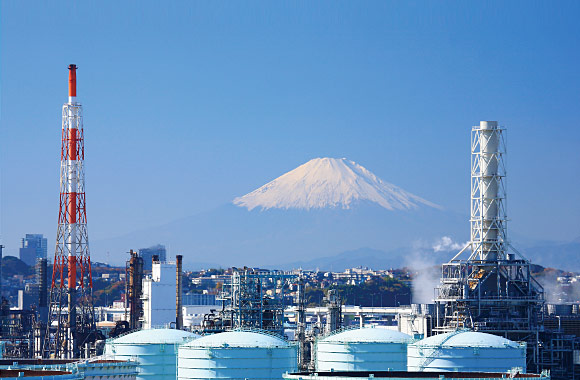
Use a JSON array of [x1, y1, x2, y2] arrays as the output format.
[[434, 122, 564, 376], [200, 268, 295, 337], [226, 268, 293, 336]]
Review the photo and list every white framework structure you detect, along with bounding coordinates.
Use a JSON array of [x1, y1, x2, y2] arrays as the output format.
[[435, 121, 544, 374], [469, 121, 507, 261]]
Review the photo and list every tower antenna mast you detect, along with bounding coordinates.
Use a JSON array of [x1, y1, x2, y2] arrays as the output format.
[[44, 64, 96, 358]]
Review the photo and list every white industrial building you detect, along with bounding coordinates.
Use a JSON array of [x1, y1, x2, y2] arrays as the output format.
[[142, 260, 177, 329]]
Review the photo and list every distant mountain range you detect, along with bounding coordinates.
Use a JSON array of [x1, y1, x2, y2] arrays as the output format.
[[267, 240, 580, 272], [91, 157, 579, 272], [92, 158, 466, 267], [520, 239, 580, 271]]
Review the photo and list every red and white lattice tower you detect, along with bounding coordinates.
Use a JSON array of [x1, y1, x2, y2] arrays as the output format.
[[44, 65, 96, 358]]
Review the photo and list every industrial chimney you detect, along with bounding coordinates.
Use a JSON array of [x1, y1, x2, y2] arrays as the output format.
[[126, 250, 144, 330], [44, 64, 96, 359], [471, 121, 506, 261], [176, 255, 183, 329], [36, 258, 48, 323]]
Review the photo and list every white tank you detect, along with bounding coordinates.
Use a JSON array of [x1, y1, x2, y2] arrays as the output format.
[[316, 327, 413, 371], [178, 329, 297, 380], [104, 328, 200, 380], [407, 330, 526, 372]]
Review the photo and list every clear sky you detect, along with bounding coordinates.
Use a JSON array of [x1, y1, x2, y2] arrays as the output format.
[[1, 1, 579, 259]]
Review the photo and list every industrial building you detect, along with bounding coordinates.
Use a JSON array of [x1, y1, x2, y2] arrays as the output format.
[[199, 268, 294, 336], [432, 121, 580, 379], [142, 258, 178, 329]]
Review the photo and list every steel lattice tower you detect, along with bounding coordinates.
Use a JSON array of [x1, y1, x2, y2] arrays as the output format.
[[469, 121, 508, 261], [43, 65, 96, 358], [435, 121, 544, 372]]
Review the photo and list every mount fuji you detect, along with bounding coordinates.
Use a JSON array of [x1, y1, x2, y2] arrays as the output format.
[[93, 158, 466, 268], [234, 158, 440, 211]]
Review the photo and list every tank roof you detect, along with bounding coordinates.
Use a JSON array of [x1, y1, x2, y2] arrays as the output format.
[[109, 328, 199, 344], [320, 327, 412, 343], [412, 330, 522, 348], [185, 329, 290, 348]]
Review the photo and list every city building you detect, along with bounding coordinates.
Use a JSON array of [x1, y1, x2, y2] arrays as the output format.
[[18, 234, 47, 266], [138, 244, 166, 271]]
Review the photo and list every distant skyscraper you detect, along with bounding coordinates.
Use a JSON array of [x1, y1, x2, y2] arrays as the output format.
[[19, 234, 47, 266], [139, 244, 167, 270]]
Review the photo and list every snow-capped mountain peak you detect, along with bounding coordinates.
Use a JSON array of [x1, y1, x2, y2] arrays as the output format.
[[233, 157, 440, 211]]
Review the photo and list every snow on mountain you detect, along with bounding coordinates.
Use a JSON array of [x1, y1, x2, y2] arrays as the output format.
[[233, 157, 440, 211]]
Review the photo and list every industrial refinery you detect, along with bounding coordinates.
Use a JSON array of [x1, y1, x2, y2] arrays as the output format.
[[0, 64, 577, 380]]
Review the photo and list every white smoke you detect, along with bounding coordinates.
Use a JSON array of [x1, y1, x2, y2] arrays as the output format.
[[538, 272, 563, 304], [405, 241, 440, 304], [432, 236, 467, 252], [407, 236, 468, 304], [536, 270, 579, 304]]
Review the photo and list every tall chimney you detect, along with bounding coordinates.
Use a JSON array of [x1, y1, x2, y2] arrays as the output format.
[[126, 250, 143, 330], [37, 258, 48, 323], [176, 255, 183, 329], [471, 121, 506, 261]]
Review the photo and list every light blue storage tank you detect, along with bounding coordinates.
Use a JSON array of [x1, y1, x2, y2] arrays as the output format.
[[315, 327, 413, 371], [178, 329, 297, 380], [104, 328, 200, 380], [407, 330, 526, 373]]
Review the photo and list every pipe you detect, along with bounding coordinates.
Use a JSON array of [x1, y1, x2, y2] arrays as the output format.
[[68, 64, 77, 103], [176, 255, 183, 329]]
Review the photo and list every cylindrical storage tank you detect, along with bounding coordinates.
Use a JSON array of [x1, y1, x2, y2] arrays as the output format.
[[178, 329, 297, 380], [316, 327, 413, 372], [104, 328, 200, 380], [407, 330, 526, 373]]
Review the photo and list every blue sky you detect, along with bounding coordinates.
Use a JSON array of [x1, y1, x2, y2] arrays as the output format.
[[1, 1, 579, 260]]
